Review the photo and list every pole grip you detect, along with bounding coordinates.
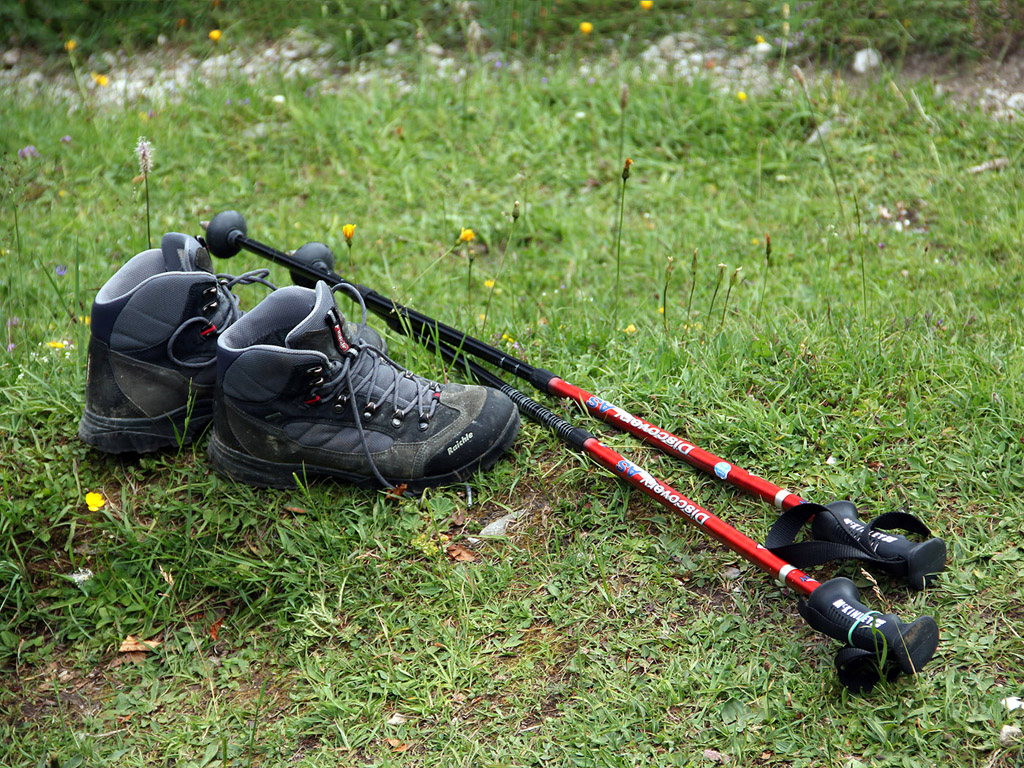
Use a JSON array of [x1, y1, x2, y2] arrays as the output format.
[[799, 577, 938, 677], [811, 501, 946, 590], [498, 384, 593, 450]]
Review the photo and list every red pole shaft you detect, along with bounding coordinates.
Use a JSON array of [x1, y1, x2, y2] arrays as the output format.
[[582, 437, 819, 597], [549, 378, 806, 512]]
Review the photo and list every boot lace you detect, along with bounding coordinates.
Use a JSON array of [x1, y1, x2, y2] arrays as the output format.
[[167, 269, 276, 369], [305, 282, 443, 490]]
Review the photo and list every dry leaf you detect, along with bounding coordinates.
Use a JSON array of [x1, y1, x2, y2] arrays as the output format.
[[283, 506, 307, 514], [385, 738, 409, 753], [119, 635, 161, 653], [386, 712, 408, 725], [703, 749, 730, 764], [446, 543, 476, 562], [450, 509, 466, 527], [209, 617, 223, 641], [386, 483, 409, 500]]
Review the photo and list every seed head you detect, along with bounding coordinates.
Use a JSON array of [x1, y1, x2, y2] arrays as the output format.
[[620, 83, 629, 111], [512, 200, 520, 221], [135, 136, 153, 175], [622, 157, 633, 181]]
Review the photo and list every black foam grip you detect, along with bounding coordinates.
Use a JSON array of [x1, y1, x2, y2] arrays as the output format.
[[799, 577, 939, 676], [499, 384, 592, 450]]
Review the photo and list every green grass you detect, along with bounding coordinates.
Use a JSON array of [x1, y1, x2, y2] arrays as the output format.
[[3, 19, 1024, 768]]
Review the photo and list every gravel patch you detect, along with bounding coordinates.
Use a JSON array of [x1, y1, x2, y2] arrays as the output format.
[[2, 30, 1024, 121]]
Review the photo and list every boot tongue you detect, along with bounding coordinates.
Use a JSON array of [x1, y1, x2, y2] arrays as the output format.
[[161, 232, 213, 273], [285, 281, 357, 362]]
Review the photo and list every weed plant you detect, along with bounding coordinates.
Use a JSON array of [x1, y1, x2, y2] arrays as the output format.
[[2, 16, 1024, 768]]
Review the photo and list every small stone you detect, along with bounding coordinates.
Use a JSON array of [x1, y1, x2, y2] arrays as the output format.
[[852, 48, 881, 75], [1005, 92, 1024, 112], [807, 119, 839, 145], [479, 511, 521, 537], [703, 749, 730, 764], [385, 39, 401, 56], [999, 724, 1022, 746], [2, 48, 21, 67], [724, 567, 741, 581], [752, 41, 773, 59]]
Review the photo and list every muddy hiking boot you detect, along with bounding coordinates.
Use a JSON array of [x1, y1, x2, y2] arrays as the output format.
[[208, 281, 520, 491], [77, 233, 278, 453]]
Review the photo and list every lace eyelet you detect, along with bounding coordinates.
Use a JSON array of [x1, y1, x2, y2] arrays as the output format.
[[306, 366, 323, 375], [203, 300, 219, 312], [391, 413, 403, 428], [418, 419, 429, 431], [362, 402, 376, 420]]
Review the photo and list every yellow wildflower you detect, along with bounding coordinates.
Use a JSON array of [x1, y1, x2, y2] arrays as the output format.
[[484, 279, 496, 288], [623, 324, 637, 334], [86, 492, 106, 512], [756, 35, 765, 44], [64, 40, 77, 52], [342, 223, 356, 243], [579, 22, 593, 35], [91, 72, 109, 87], [737, 91, 747, 102], [209, 29, 222, 42], [640, 0, 653, 9], [46, 340, 67, 349], [58, 189, 67, 198], [459, 228, 475, 243], [658, 306, 664, 314]]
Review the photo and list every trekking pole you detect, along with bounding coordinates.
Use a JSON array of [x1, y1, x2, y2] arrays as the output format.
[[201, 211, 946, 591]]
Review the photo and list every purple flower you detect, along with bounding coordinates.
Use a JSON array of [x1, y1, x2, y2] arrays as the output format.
[[6, 343, 14, 353], [18, 145, 39, 160], [495, 60, 503, 69], [588, 77, 595, 84], [226, 98, 232, 105], [60, 135, 72, 144], [56, 264, 68, 276], [6, 317, 19, 328], [240, 97, 250, 105], [541, 77, 548, 83], [148, 109, 155, 118]]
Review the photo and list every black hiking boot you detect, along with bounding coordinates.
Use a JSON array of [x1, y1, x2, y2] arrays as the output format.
[[207, 281, 520, 491]]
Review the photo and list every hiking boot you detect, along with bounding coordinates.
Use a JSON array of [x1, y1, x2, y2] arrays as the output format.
[[78, 233, 258, 453], [208, 281, 520, 491], [79, 235, 385, 455]]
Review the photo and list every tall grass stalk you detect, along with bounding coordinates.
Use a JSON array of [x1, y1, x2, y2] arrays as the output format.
[[720, 266, 742, 330], [685, 248, 698, 324], [613, 158, 632, 331], [792, 66, 845, 222], [706, 262, 726, 326], [757, 233, 771, 321], [661, 255, 674, 336], [482, 200, 519, 330]]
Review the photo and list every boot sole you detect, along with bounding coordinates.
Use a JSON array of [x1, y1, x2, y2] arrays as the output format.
[[207, 409, 520, 492], [79, 402, 212, 454]]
